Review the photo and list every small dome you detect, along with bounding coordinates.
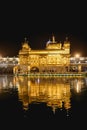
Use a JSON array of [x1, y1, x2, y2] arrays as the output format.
[[47, 39, 52, 45], [22, 42, 29, 49], [22, 37, 31, 50]]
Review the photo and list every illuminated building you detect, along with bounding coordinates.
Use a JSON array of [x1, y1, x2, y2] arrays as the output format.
[[13, 36, 70, 74], [0, 35, 87, 74]]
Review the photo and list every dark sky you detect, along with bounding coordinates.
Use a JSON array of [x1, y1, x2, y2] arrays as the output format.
[[0, 1, 87, 57]]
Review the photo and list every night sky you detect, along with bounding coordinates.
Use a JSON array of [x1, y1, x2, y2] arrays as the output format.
[[0, 1, 87, 57]]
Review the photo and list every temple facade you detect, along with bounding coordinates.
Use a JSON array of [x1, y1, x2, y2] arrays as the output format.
[[13, 36, 70, 74]]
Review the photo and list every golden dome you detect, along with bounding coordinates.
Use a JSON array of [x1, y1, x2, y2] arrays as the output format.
[[46, 36, 62, 49], [22, 37, 31, 50]]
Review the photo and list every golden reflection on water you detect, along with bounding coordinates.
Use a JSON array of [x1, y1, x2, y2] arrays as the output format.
[[0, 75, 86, 116], [14, 76, 71, 112]]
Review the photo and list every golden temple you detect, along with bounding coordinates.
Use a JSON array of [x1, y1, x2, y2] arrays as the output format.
[[13, 36, 70, 74]]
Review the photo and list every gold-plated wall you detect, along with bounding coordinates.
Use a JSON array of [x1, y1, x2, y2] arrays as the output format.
[[13, 36, 70, 74]]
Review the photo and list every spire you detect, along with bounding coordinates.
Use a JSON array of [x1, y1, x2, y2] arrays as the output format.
[[24, 37, 27, 42], [52, 35, 56, 43]]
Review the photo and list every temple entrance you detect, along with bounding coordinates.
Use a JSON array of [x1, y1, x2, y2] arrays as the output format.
[[30, 67, 39, 73]]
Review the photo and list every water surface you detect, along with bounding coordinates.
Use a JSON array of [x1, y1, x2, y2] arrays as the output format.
[[0, 75, 87, 128]]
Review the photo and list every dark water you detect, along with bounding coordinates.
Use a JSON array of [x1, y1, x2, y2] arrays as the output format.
[[0, 75, 87, 129]]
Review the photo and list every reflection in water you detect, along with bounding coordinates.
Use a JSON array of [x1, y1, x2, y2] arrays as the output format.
[[0, 75, 87, 119], [16, 76, 72, 114], [13, 76, 87, 116], [0, 75, 17, 90], [70, 78, 87, 93]]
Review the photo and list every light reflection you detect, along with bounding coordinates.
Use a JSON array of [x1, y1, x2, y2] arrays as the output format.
[[76, 82, 81, 93], [0, 75, 17, 90], [71, 78, 85, 93], [14, 76, 71, 114], [0, 75, 87, 116]]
